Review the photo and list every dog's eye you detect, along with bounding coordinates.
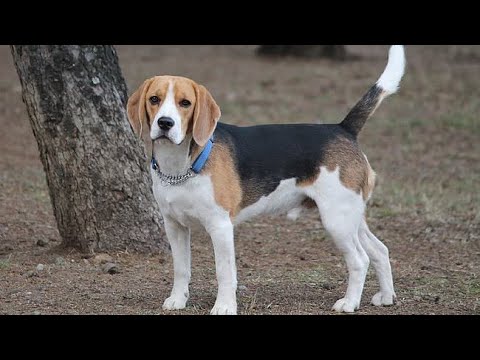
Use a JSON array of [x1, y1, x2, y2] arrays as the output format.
[[179, 99, 191, 108], [149, 96, 160, 105]]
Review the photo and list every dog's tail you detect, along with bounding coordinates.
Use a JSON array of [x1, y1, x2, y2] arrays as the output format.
[[340, 45, 406, 137]]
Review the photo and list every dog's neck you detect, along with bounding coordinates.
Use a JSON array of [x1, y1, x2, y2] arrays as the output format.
[[152, 135, 194, 176]]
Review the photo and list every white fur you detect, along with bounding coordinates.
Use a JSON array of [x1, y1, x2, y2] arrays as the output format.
[[304, 167, 369, 312], [152, 135, 192, 176], [152, 170, 237, 315], [234, 178, 305, 225], [162, 215, 191, 310], [151, 81, 184, 145], [358, 220, 396, 306], [207, 219, 237, 315], [376, 45, 406, 95]]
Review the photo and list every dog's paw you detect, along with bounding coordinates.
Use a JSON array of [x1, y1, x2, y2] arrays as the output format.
[[371, 291, 396, 307], [210, 301, 237, 315], [162, 295, 188, 310], [332, 298, 359, 313]]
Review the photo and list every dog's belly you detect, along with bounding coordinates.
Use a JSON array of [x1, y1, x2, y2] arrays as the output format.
[[234, 178, 306, 225]]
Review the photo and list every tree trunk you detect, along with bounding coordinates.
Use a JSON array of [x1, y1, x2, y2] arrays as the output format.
[[257, 45, 347, 60], [11, 45, 167, 254]]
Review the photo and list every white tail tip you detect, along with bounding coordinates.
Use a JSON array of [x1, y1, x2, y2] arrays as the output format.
[[376, 45, 406, 95]]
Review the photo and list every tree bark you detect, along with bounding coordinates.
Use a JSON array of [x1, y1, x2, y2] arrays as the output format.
[[11, 45, 167, 254], [257, 45, 347, 60]]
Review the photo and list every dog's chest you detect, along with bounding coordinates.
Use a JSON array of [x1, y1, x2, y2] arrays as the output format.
[[151, 172, 226, 227]]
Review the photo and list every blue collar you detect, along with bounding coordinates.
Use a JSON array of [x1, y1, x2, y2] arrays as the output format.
[[151, 136, 214, 175], [190, 136, 214, 173]]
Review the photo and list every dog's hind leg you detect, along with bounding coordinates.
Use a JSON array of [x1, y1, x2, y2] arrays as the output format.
[[321, 217, 369, 313], [162, 215, 191, 311], [358, 220, 396, 306], [306, 167, 369, 313]]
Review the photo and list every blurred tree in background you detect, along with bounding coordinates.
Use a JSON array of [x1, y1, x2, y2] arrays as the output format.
[[257, 45, 347, 60]]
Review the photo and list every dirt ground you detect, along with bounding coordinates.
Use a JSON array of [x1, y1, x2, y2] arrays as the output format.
[[0, 45, 479, 315]]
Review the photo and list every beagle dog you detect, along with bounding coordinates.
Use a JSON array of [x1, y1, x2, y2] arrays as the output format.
[[127, 45, 406, 315]]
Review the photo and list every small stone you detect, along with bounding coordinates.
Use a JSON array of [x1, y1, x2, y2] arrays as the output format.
[[33, 311, 41, 315], [25, 270, 37, 278], [36, 239, 48, 247], [422, 294, 440, 303], [36, 264, 45, 272], [55, 257, 65, 266], [238, 285, 247, 291], [93, 254, 113, 265], [92, 77, 100, 85], [103, 262, 119, 274], [321, 282, 335, 290]]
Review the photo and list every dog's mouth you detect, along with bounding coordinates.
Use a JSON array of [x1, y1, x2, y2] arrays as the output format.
[[152, 134, 169, 141], [152, 134, 184, 146], [152, 131, 175, 142]]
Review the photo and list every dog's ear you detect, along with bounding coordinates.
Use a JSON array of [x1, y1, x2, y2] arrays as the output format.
[[192, 83, 221, 147], [127, 78, 154, 142]]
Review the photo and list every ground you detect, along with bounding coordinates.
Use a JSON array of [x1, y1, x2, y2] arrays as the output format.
[[0, 45, 479, 315]]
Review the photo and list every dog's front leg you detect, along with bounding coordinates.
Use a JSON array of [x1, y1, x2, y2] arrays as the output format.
[[206, 219, 237, 315], [162, 215, 191, 311]]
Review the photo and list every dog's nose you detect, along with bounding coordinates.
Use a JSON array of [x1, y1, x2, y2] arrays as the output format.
[[158, 117, 175, 131]]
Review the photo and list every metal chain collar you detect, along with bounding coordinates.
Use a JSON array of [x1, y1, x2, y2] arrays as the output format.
[[151, 161, 196, 186]]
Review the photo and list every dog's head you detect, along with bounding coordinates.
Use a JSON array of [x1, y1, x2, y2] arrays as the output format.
[[127, 76, 221, 148]]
